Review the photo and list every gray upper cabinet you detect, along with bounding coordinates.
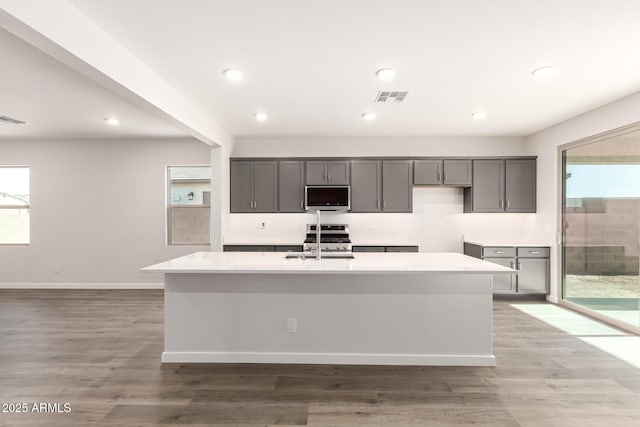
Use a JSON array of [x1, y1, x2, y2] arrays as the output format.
[[505, 159, 536, 212], [414, 159, 471, 186], [230, 160, 278, 213], [443, 160, 472, 186], [278, 161, 305, 212], [414, 160, 443, 185], [305, 160, 350, 185], [470, 159, 505, 212], [230, 161, 254, 213], [382, 160, 413, 212], [465, 159, 536, 213], [351, 160, 382, 212]]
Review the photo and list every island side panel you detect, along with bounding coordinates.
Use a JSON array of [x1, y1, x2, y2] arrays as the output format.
[[163, 272, 494, 366]]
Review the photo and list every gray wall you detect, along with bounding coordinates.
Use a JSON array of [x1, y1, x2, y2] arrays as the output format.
[[0, 138, 211, 284]]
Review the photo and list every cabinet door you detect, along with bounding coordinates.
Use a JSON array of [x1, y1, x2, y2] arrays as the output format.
[[382, 160, 413, 212], [414, 160, 443, 185], [305, 161, 327, 185], [516, 258, 549, 294], [443, 160, 472, 186], [327, 161, 350, 185], [484, 258, 516, 293], [471, 159, 505, 212], [505, 159, 536, 212], [279, 161, 305, 212], [253, 161, 278, 212], [351, 160, 381, 212], [230, 161, 254, 213]]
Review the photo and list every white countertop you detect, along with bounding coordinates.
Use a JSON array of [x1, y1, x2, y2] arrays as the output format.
[[142, 251, 515, 275], [464, 240, 551, 247]]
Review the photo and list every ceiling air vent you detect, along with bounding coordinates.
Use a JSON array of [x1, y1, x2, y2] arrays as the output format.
[[0, 116, 27, 125], [375, 91, 408, 103]]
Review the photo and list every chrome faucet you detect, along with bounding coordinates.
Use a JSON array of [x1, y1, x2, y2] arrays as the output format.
[[316, 209, 321, 260]]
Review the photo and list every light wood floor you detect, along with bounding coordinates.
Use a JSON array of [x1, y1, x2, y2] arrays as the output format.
[[0, 290, 638, 426]]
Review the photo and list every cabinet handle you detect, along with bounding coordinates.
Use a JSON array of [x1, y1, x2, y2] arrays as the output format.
[[383, 200, 387, 208], [376, 200, 380, 209], [327, 173, 331, 182], [530, 250, 540, 254], [507, 200, 510, 209], [500, 200, 504, 209], [437, 171, 441, 181], [444, 172, 448, 182], [495, 250, 504, 254], [518, 262, 522, 271], [300, 200, 304, 209]]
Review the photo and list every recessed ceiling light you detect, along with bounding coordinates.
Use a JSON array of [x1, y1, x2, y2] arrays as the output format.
[[223, 69, 244, 81], [104, 117, 120, 126], [254, 112, 268, 122], [531, 65, 555, 79], [361, 112, 376, 121], [375, 68, 396, 80], [471, 111, 486, 120]]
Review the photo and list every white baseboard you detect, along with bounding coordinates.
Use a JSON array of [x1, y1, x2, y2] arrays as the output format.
[[161, 351, 496, 366], [0, 282, 163, 289]]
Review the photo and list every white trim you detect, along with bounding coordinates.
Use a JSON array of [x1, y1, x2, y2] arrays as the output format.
[[0, 282, 163, 289], [161, 351, 496, 366]]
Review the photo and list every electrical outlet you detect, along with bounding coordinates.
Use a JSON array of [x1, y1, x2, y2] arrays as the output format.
[[438, 221, 445, 229], [286, 318, 297, 334], [53, 264, 60, 274], [368, 221, 375, 230], [258, 221, 266, 229]]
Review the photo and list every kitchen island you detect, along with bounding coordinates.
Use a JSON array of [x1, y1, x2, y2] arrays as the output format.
[[143, 252, 514, 366]]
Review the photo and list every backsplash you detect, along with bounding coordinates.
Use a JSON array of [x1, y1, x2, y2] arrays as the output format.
[[226, 188, 544, 251]]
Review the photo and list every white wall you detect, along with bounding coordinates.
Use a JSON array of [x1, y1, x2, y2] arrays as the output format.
[[228, 136, 535, 251], [0, 138, 211, 284], [233, 136, 527, 158], [526, 90, 640, 301]]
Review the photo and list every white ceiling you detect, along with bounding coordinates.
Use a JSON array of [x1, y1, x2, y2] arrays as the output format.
[[0, 27, 188, 140], [61, 0, 640, 138]]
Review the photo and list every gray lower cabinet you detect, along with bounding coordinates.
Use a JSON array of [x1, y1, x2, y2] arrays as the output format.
[[353, 245, 419, 252], [382, 160, 413, 212], [230, 161, 278, 213], [223, 245, 303, 252], [464, 158, 536, 213], [306, 161, 350, 185], [414, 159, 471, 186], [278, 161, 305, 212], [351, 160, 382, 212], [464, 242, 549, 294]]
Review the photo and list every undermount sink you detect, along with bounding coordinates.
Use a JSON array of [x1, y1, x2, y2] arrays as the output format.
[[285, 253, 355, 260]]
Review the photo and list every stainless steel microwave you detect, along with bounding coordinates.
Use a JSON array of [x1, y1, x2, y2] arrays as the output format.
[[304, 186, 351, 211]]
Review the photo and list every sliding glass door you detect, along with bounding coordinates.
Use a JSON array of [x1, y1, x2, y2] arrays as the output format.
[[562, 129, 640, 329]]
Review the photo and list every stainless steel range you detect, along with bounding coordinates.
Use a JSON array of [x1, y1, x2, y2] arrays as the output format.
[[303, 224, 352, 252]]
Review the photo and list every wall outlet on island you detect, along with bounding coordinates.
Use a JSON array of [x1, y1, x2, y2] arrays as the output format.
[[286, 318, 297, 334]]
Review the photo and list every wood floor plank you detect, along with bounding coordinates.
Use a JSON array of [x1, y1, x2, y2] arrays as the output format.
[[1, 289, 639, 426]]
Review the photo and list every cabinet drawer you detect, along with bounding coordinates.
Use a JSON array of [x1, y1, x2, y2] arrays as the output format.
[[517, 247, 549, 257], [482, 247, 516, 257]]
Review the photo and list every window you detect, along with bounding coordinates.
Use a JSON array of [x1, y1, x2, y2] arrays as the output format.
[[0, 166, 30, 244], [167, 166, 211, 245], [562, 129, 640, 330]]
